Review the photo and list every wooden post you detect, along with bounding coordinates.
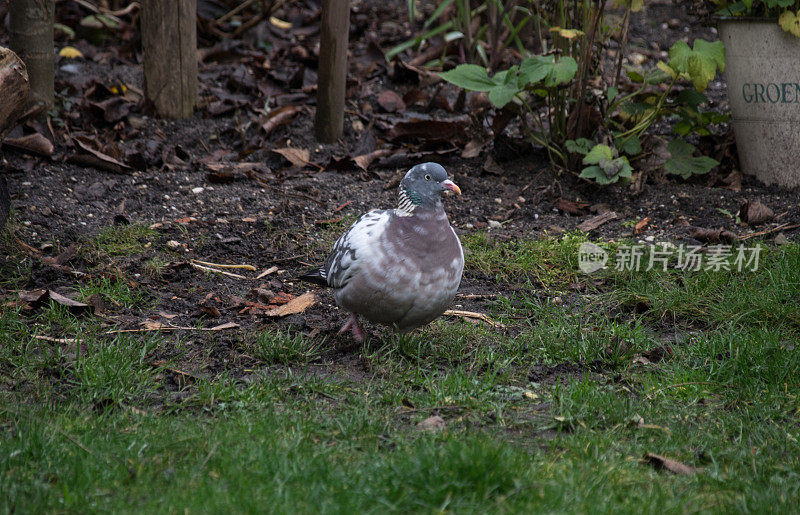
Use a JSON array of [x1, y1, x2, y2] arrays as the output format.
[[0, 47, 30, 230], [315, 0, 350, 143], [9, 0, 54, 109], [140, 0, 197, 118], [0, 47, 30, 140]]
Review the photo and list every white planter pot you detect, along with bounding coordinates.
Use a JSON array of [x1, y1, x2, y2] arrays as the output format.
[[718, 19, 800, 188]]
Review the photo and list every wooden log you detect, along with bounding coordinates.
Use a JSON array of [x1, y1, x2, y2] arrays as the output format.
[[0, 47, 30, 140], [314, 0, 350, 143], [9, 0, 54, 109], [140, 0, 198, 118]]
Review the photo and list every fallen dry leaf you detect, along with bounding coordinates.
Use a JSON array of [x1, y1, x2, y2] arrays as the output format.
[[578, 211, 618, 232], [643, 452, 697, 475], [722, 169, 742, 192], [83, 293, 105, 315], [482, 155, 503, 175], [270, 292, 296, 305], [635, 216, 651, 235], [272, 146, 311, 168], [738, 201, 774, 225], [556, 198, 590, 215], [353, 149, 392, 171], [462, 137, 490, 159], [19, 290, 92, 315], [690, 227, 738, 244], [19, 289, 48, 304], [71, 137, 132, 173], [263, 292, 316, 317], [261, 105, 301, 135], [3, 133, 54, 157], [377, 90, 406, 113]]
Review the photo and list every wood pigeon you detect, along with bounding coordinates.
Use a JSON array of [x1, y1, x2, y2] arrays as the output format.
[[303, 163, 464, 341]]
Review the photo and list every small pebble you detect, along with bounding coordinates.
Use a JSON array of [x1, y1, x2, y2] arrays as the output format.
[[166, 240, 181, 250], [192, 187, 204, 194]]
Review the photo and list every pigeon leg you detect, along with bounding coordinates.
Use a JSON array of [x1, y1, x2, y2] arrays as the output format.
[[338, 313, 365, 343]]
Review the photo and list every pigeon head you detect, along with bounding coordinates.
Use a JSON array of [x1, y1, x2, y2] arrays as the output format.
[[399, 163, 461, 208]]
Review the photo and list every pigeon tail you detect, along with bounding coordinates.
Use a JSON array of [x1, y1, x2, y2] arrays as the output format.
[[297, 267, 329, 287]]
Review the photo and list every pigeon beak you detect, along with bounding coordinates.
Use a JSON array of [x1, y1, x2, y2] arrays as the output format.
[[442, 179, 461, 195]]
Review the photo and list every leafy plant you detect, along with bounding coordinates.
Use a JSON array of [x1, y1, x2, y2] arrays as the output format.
[[577, 145, 633, 185], [388, 0, 533, 69], [439, 0, 726, 184], [663, 138, 719, 179], [712, 0, 800, 37]]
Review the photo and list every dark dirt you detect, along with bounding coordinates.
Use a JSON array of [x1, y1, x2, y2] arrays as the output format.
[[1, 0, 798, 402]]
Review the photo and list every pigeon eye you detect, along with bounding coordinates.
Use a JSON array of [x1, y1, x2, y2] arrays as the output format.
[[424, 174, 431, 181]]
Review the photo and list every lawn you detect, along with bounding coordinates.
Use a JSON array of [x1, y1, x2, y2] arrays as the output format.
[[1, 226, 799, 513]]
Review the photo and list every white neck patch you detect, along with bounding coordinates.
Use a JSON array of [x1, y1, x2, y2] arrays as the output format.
[[396, 187, 416, 217]]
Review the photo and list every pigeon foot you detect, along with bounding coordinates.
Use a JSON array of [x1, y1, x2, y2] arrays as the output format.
[[338, 314, 365, 343]]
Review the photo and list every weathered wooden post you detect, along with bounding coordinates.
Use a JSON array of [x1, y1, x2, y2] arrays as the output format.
[[0, 46, 31, 230], [0, 47, 30, 139], [314, 0, 350, 143], [9, 0, 54, 110], [140, 0, 198, 118]]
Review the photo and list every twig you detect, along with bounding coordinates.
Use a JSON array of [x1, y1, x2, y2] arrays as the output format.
[[444, 309, 506, 329], [738, 222, 800, 241], [216, 0, 257, 23], [256, 266, 279, 279], [14, 236, 41, 255], [106, 322, 239, 334], [33, 335, 78, 344], [190, 262, 248, 279], [456, 293, 498, 299], [269, 254, 304, 264], [191, 259, 256, 271]]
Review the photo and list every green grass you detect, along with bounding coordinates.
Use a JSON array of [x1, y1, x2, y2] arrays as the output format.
[[250, 328, 325, 365], [78, 276, 145, 309], [462, 231, 594, 288], [1, 233, 799, 512], [607, 243, 800, 330], [82, 223, 155, 260]]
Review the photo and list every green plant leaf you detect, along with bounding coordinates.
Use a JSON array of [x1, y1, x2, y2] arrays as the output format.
[[664, 139, 719, 179], [439, 64, 497, 91], [615, 134, 642, 156], [488, 82, 521, 108], [80, 14, 121, 29], [579, 159, 631, 185], [668, 39, 725, 92], [582, 144, 614, 165], [548, 57, 578, 86], [579, 165, 614, 185], [519, 56, 551, 85], [779, 10, 800, 37], [580, 144, 632, 184], [566, 138, 594, 155], [519, 56, 578, 87]]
